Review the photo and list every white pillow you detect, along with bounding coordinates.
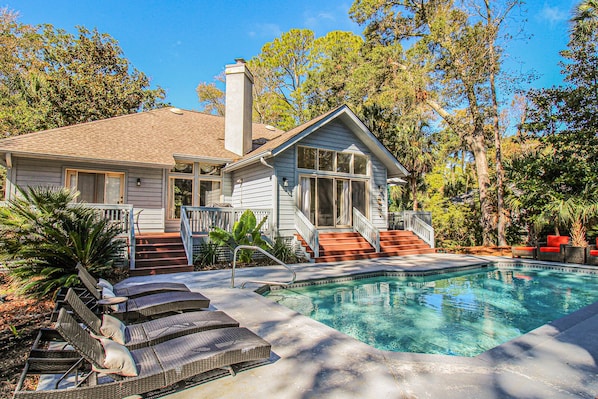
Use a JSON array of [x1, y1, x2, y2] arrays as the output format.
[[97, 278, 114, 291], [100, 314, 127, 345], [94, 338, 138, 377]]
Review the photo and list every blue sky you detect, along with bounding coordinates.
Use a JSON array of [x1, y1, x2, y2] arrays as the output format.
[[7, 0, 577, 111]]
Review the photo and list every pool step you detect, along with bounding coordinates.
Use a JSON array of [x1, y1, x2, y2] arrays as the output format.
[[296, 230, 435, 263]]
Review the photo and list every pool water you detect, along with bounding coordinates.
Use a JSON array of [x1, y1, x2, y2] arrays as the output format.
[[265, 267, 598, 356]]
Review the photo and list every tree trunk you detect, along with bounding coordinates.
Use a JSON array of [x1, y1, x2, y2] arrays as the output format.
[[425, 97, 495, 246], [469, 133, 494, 246], [485, 0, 507, 246], [410, 176, 418, 211]]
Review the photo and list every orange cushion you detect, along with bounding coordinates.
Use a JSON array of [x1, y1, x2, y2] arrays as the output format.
[[546, 235, 569, 247], [540, 247, 561, 253], [590, 250, 598, 257]]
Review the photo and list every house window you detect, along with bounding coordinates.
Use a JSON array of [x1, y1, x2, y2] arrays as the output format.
[[65, 169, 124, 204], [337, 153, 351, 173], [298, 146, 369, 176], [171, 162, 193, 174], [318, 150, 334, 171], [298, 147, 317, 169], [199, 181, 221, 206], [169, 177, 193, 219], [354, 154, 368, 175], [168, 161, 225, 219], [198, 163, 222, 176]]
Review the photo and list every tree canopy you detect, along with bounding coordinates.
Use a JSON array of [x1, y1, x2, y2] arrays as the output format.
[[0, 9, 165, 137]]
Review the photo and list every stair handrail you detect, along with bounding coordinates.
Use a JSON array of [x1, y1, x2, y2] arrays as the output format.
[[230, 245, 296, 288], [129, 207, 135, 269], [295, 209, 319, 259], [180, 206, 193, 265], [404, 211, 435, 248], [353, 208, 380, 252]]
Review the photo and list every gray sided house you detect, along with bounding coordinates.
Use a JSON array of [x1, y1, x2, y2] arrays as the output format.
[[0, 60, 415, 266]]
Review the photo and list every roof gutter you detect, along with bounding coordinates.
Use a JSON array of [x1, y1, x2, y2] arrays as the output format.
[[1, 151, 174, 169], [223, 151, 272, 172]]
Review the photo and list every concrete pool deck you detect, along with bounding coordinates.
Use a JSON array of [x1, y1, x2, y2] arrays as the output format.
[[118, 253, 598, 398]]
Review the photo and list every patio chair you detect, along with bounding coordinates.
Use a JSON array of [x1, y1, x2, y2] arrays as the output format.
[[511, 245, 537, 259], [63, 288, 239, 350], [537, 235, 570, 262], [14, 308, 271, 399], [76, 263, 190, 298], [585, 238, 598, 265]]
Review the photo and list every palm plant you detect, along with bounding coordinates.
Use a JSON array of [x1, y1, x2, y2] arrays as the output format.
[[0, 186, 125, 297], [209, 210, 271, 263], [544, 186, 598, 247]]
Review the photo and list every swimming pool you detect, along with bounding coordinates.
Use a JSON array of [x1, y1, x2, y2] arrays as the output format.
[[265, 265, 598, 356]]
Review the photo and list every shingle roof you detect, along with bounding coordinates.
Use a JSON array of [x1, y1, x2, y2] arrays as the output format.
[[0, 108, 283, 168]]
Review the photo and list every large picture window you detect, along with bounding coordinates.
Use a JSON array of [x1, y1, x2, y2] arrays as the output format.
[[65, 169, 124, 204], [297, 146, 369, 176]]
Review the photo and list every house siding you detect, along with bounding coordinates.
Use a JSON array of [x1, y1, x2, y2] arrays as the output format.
[[273, 147, 297, 237], [7, 156, 166, 232], [230, 163, 274, 209]]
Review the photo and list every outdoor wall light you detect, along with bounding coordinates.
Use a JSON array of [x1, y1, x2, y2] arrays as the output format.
[[282, 177, 289, 188], [236, 178, 243, 184], [136, 178, 142, 187]]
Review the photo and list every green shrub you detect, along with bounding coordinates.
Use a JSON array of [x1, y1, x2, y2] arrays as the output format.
[[0, 186, 125, 298], [209, 209, 271, 263]]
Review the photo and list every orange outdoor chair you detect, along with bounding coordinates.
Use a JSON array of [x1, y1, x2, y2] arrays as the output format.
[[538, 235, 570, 262]]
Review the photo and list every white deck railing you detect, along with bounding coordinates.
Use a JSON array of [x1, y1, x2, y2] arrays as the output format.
[[403, 211, 435, 248], [85, 204, 136, 269], [295, 209, 319, 259], [182, 206, 272, 237], [180, 208, 193, 265], [353, 208, 380, 252]]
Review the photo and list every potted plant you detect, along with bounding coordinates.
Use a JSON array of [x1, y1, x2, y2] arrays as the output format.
[[546, 187, 598, 264]]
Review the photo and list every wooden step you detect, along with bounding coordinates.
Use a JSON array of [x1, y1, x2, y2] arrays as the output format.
[[129, 264, 194, 277], [131, 233, 191, 274], [296, 230, 434, 262]]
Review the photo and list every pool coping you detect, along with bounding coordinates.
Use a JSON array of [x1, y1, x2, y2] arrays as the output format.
[[117, 253, 598, 398]]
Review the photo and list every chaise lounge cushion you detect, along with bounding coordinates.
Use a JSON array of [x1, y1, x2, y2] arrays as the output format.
[[96, 338, 138, 377]]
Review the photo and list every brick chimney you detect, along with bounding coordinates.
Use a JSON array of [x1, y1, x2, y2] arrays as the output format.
[[225, 59, 253, 156]]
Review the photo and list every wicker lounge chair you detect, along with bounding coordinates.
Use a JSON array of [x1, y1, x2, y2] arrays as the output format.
[[76, 264, 190, 298], [586, 238, 598, 265], [537, 235, 570, 262], [73, 278, 210, 322], [63, 288, 239, 350], [74, 266, 210, 322], [14, 308, 271, 399]]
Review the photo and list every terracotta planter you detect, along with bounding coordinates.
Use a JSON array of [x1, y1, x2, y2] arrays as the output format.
[[565, 246, 586, 264]]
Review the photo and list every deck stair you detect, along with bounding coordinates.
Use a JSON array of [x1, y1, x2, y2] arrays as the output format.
[[297, 230, 435, 263], [130, 233, 193, 276]]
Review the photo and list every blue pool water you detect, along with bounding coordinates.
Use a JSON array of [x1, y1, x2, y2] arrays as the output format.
[[265, 266, 598, 356]]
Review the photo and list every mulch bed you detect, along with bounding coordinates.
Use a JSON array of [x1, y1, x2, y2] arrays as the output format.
[[0, 274, 53, 398]]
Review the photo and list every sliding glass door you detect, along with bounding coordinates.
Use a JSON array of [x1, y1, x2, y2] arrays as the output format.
[[300, 175, 367, 228]]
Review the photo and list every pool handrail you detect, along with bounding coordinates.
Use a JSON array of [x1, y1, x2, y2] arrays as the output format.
[[230, 245, 296, 289]]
